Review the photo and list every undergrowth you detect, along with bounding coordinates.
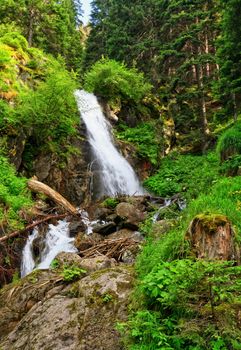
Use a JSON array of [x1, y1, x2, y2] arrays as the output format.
[[0, 156, 32, 232], [143, 152, 219, 199], [122, 150, 241, 349]]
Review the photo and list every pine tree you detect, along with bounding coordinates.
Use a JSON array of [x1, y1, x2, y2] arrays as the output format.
[[216, 0, 241, 121], [0, 0, 83, 72]]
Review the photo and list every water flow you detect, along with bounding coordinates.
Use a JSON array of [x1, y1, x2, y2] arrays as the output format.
[[21, 220, 77, 277], [21, 228, 39, 277], [75, 90, 144, 197]]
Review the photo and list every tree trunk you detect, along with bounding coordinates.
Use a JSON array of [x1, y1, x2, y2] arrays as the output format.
[[187, 214, 239, 262]]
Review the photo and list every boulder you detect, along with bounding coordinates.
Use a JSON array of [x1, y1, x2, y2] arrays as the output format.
[[74, 232, 103, 251], [79, 256, 116, 272], [116, 202, 145, 230], [0, 265, 133, 350], [92, 222, 117, 235], [107, 229, 143, 242], [55, 252, 82, 267], [69, 220, 87, 237]]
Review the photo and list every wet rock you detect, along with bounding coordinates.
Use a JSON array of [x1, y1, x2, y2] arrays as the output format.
[[0, 266, 133, 350], [116, 202, 145, 230], [69, 220, 86, 237], [93, 207, 113, 221], [74, 232, 103, 251], [93, 222, 117, 235]]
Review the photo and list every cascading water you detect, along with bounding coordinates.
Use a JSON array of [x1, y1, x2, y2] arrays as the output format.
[[75, 90, 144, 197], [21, 90, 144, 277], [21, 220, 77, 277]]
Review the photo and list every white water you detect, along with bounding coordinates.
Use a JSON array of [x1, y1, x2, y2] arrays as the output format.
[[21, 220, 77, 277], [21, 228, 39, 277], [75, 90, 144, 197]]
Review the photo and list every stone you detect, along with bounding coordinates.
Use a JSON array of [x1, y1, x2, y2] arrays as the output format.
[[55, 252, 82, 267], [69, 220, 86, 237], [74, 232, 103, 252], [92, 222, 117, 235], [0, 266, 133, 350], [79, 256, 116, 272], [107, 229, 144, 242], [116, 202, 145, 230]]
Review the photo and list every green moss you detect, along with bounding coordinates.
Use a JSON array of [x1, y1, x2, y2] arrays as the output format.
[[194, 213, 229, 232]]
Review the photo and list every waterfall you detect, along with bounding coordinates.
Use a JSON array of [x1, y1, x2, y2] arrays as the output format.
[[75, 90, 144, 197], [21, 228, 39, 277], [21, 220, 77, 277]]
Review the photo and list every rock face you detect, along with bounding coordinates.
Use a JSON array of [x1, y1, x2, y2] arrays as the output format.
[[187, 214, 238, 260], [32, 129, 90, 205], [0, 261, 133, 350]]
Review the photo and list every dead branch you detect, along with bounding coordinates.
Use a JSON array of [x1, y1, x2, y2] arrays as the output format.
[[0, 213, 67, 243], [79, 237, 140, 261], [28, 178, 78, 215]]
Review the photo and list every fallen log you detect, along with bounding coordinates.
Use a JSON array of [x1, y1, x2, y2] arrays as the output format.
[[28, 178, 78, 215], [0, 213, 67, 243]]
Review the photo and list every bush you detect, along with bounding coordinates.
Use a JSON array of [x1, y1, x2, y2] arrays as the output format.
[[61, 265, 86, 282], [17, 64, 79, 148], [125, 260, 241, 349], [0, 156, 32, 231], [217, 123, 241, 174], [84, 58, 152, 106], [117, 122, 161, 165], [217, 122, 241, 162], [144, 152, 219, 199]]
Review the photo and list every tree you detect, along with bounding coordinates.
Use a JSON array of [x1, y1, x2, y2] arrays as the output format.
[[0, 0, 83, 72], [215, 0, 241, 121], [85, 0, 220, 148]]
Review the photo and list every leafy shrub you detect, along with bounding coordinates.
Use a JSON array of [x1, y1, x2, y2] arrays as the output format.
[[117, 122, 161, 165], [219, 154, 241, 175], [217, 122, 241, 162], [84, 58, 152, 106], [17, 65, 79, 148], [144, 152, 219, 199], [0, 31, 28, 50], [61, 265, 86, 282], [101, 197, 119, 209], [0, 156, 32, 231], [125, 260, 241, 349]]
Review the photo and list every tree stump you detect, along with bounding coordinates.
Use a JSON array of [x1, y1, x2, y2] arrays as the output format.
[[187, 214, 239, 261]]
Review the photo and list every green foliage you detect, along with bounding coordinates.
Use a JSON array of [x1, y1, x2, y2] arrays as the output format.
[[144, 152, 219, 199], [0, 0, 83, 72], [101, 197, 119, 209], [117, 122, 161, 165], [61, 265, 86, 282], [84, 58, 152, 106], [125, 260, 241, 349], [217, 122, 241, 161], [0, 156, 32, 231], [17, 62, 79, 148], [50, 259, 60, 269], [102, 293, 113, 303]]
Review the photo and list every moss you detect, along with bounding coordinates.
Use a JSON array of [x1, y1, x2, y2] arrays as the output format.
[[195, 213, 229, 232]]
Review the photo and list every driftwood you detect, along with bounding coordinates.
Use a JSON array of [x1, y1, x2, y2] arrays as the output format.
[[79, 237, 140, 261], [28, 178, 78, 215], [0, 213, 67, 243]]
